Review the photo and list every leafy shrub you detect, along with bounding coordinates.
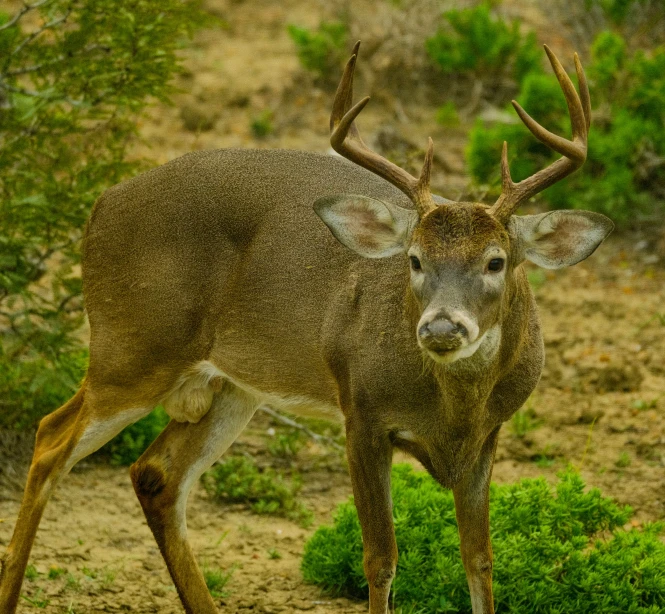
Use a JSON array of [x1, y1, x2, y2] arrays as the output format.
[[201, 455, 312, 526], [302, 465, 665, 613], [0, 0, 209, 428], [0, 345, 88, 430], [98, 407, 170, 466], [287, 21, 348, 80], [426, 3, 542, 87], [467, 31, 665, 224], [587, 0, 652, 24]]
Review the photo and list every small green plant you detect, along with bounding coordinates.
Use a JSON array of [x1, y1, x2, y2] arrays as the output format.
[[616, 451, 632, 468], [24, 565, 39, 581], [510, 405, 542, 438], [632, 398, 658, 410], [47, 566, 66, 580], [201, 455, 312, 526], [65, 573, 81, 592], [98, 406, 170, 466], [268, 548, 282, 560], [266, 429, 306, 459], [250, 110, 274, 138], [302, 466, 664, 612], [202, 563, 236, 598], [287, 21, 348, 80], [20, 589, 49, 608]]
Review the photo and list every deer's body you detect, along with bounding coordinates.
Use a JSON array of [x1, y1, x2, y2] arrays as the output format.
[[85, 148, 542, 487], [1, 44, 612, 614]]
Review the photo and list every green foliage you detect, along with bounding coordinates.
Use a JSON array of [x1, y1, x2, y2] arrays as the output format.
[[250, 109, 274, 138], [47, 566, 66, 580], [587, 0, 651, 24], [98, 406, 169, 466], [0, 0, 209, 427], [266, 429, 306, 459], [435, 102, 460, 127], [287, 21, 348, 80], [24, 565, 39, 581], [302, 465, 665, 613], [202, 563, 236, 598], [0, 344, 87, 429], [426, 3, 542, 84], [201, 455, 313, 526], [510, 405, 542, 438], [467, 30, 665, 224]]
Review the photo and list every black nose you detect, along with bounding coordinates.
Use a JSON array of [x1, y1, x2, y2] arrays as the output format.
[[418, 319, 467, 351]]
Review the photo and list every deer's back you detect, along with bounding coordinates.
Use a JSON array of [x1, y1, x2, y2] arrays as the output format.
[[82, 149, 416, 400]]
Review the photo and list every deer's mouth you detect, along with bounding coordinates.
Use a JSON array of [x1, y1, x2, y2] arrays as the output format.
[[423, 329, 493, 365]]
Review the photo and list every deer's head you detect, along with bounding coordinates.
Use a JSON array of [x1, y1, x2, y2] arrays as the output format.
[[315, 43, 612, 365]]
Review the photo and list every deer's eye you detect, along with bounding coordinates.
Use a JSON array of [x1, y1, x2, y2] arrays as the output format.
[[409, 255, 422, 271], [487, 258, 504, 273]]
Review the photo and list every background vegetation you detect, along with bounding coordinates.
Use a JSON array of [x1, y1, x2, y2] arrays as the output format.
[[0, 0, 208, 430]]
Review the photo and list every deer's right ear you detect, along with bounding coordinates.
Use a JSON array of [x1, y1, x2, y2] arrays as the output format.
[[313, 194, 418, 258]]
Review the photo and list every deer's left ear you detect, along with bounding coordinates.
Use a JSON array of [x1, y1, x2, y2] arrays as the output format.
[[313, 194, 418, 258], [509, 210, 614, 269]]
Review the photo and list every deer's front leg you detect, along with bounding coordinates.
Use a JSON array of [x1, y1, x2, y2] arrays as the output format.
[[453, 427, 500, 614], [346, 420, 396, 614]]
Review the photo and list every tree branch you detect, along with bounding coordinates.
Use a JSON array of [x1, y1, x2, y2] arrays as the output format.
[[0, 0, 53, 33]]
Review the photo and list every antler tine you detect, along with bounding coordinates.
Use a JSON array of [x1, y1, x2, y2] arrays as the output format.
[[489, 46, 590, 223], [329, 41, 436, 216]]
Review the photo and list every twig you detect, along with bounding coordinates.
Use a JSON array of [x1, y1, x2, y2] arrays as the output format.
[[258, 406, 344, 452], [0, 0, 53, 33], [11, 8, 73, 58]]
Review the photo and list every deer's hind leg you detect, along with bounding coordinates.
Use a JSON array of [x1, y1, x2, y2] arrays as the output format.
[[130, 380, 258, 614], [0, 380, 152, 613]]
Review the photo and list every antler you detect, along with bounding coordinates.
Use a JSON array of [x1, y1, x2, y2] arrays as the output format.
[[488, 45, 591, 223], [330, 41, 436, 217]]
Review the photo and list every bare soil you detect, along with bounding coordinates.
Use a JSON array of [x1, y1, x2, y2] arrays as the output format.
[[2, 0, 665, 612]]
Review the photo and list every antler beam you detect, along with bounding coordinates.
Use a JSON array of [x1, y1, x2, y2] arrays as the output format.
[[489, 45, 591, 223], [330, 41, 436, 217]]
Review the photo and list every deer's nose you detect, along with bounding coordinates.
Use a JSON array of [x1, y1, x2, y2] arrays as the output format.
[[418, 318, 468, 352]]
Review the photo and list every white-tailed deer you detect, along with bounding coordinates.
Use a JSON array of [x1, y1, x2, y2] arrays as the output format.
[[1, 43, 612, 613]]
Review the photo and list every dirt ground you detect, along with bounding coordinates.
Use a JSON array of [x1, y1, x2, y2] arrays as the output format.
[[2, 0, 665, 612]]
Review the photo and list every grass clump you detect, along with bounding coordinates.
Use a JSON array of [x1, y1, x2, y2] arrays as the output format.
[[202, 563, 236, 598], [201, 455, 312, 526], [302, 464, 665, 613], [287, 21, 348, 81]]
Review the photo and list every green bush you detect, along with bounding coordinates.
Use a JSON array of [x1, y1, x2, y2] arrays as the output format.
[[287, 21, 348, 80], [426, 3, 542, 86], [201, 455, 312, 526], [98, 406, 170, 466], [302, 465, 665, 613], [467, 31, 665, 223], [0, 0, 209, 428], [0, 345, 88, 430]]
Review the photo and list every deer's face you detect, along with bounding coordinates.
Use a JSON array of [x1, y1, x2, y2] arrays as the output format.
[[315, 193, 612, 365], [407, 204, 509, 364]]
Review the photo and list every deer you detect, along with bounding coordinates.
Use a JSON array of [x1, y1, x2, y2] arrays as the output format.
[[0, 42, 612, 614]]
